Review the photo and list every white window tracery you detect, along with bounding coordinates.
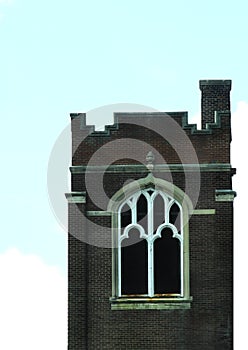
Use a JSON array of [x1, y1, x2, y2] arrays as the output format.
[[117, 188, 183, 298]]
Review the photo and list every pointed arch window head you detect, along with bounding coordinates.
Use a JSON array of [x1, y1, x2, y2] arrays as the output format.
[[110, 176, 192, 310]]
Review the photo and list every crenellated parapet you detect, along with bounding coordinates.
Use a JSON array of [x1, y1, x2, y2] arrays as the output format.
[[70, 109, 231, 136], [70, 80, 232, 166]]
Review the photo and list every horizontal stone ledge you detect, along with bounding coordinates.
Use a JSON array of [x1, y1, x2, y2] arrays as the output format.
[[86, 211, 112, 216], [87, 209, 216, 216], [215, 189, 237, 202], [65, 192, 86, 203], [110, 297, 193, 310], [70, 163, 234, 174], [191, 209, 216, 215]]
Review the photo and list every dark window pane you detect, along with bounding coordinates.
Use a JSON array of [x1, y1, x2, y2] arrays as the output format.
[[121, 229, 148, 295], [137, 194, 147, 231], [121, 204, 132, 228], [169, 203, 181, 232], [153, 194, 165, 233], [154, 228, 181, 295]]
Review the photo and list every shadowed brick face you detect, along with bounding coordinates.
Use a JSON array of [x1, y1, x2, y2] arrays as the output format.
[[68, 80, 234, 349], [200, 80, 231, 129]]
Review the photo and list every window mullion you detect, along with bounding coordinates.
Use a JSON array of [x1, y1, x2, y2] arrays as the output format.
[[118, 212, 121, 297], [148, 195, 153, 297], [180, 210, 184, 296], [148, 242, 154, 296], [131, 197, 137, 224]]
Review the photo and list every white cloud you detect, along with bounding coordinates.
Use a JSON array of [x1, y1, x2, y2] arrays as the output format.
[[231, 101, 248, 214], [232, 101, 248, 349], [231, 101, 248, 161], [0, 248, 67, 350]]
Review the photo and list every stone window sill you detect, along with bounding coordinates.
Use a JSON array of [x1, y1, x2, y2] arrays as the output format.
[[110, 296, 193, 310]]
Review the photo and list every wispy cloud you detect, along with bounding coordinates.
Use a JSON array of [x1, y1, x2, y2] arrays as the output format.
[[0, 248, 67, 350]]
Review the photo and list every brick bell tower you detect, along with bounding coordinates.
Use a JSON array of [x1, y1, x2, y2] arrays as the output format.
[[66, 80, 235, 350]]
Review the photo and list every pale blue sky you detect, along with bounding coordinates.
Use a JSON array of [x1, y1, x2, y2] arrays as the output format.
[[0, 0, 247, 266], [0, 0, 247, 274], [0, 1, 247, 348]]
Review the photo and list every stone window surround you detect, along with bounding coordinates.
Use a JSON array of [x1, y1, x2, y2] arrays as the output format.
[[108, 174, 192, 310]]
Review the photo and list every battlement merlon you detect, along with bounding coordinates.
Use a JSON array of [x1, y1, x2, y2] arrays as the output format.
[[199, 79, 232, 129]]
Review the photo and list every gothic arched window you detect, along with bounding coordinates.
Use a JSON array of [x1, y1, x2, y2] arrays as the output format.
[[118, 188, 183, 297], [109, 176, 192, 310]]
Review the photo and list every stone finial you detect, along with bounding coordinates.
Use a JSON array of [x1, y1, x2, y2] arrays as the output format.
[[146, 151, 155, 171]]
